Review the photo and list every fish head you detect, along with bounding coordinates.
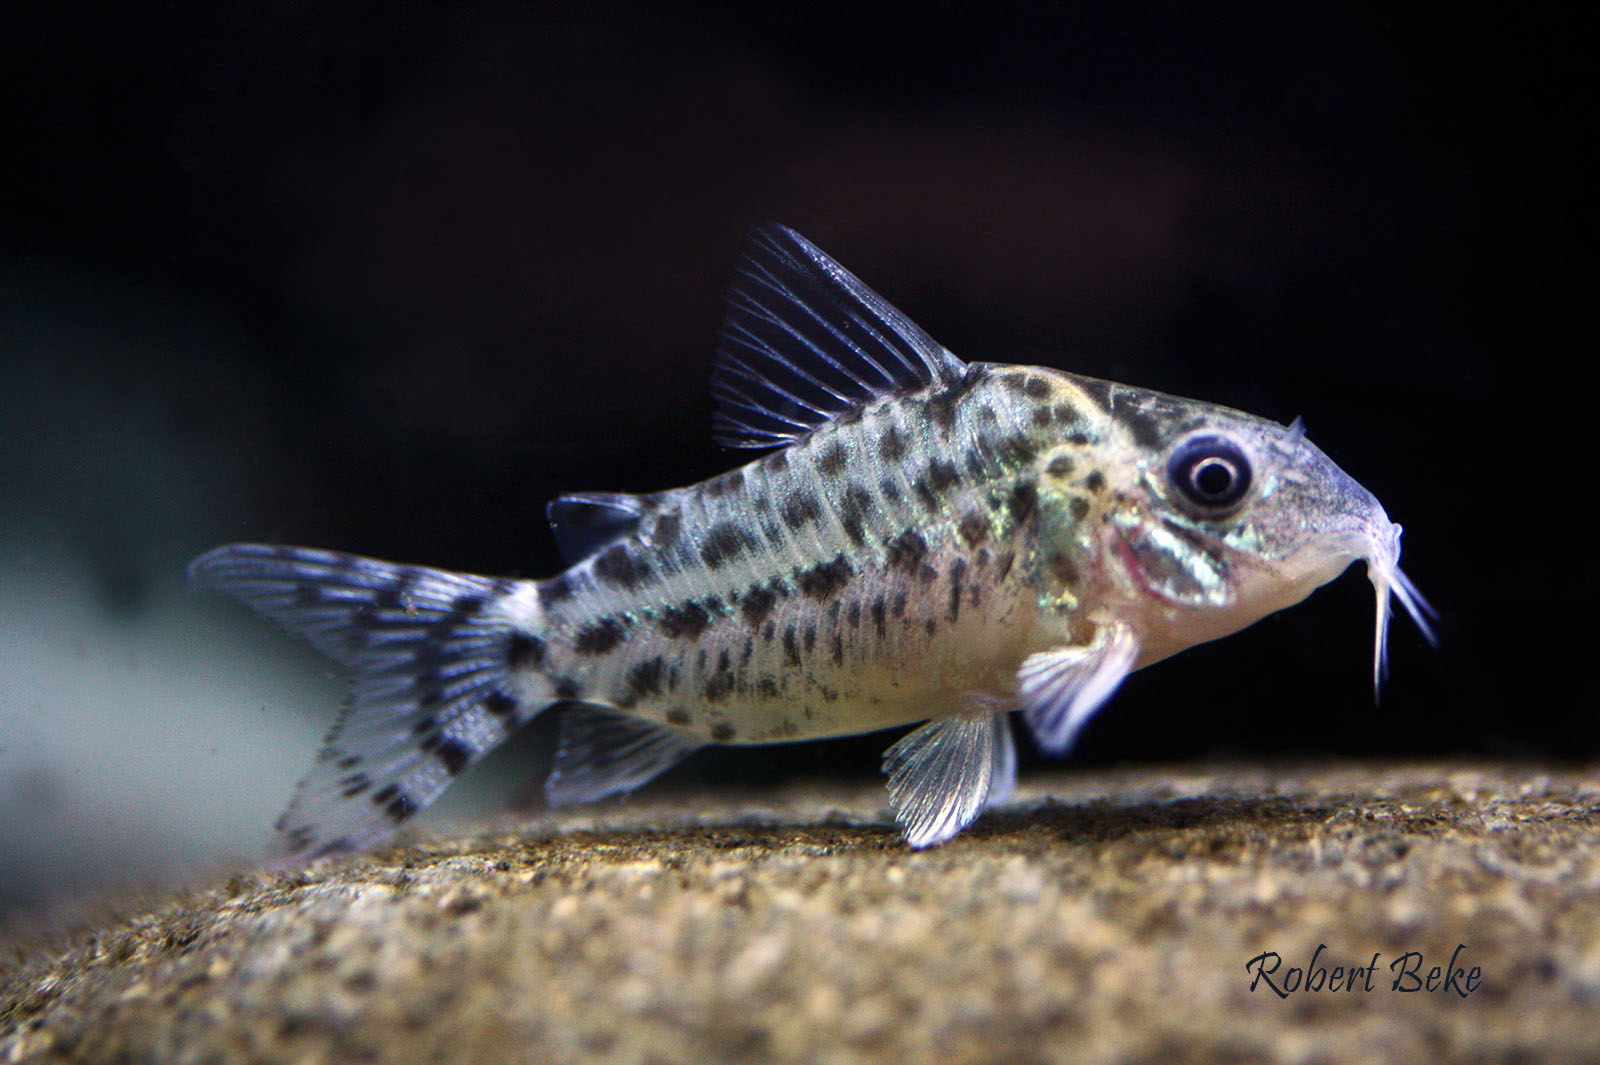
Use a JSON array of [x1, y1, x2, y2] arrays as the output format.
[[1078, 381, 1436, 689]]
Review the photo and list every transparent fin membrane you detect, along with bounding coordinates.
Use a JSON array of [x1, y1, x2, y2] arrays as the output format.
[[1366, 523, 1439, 700]]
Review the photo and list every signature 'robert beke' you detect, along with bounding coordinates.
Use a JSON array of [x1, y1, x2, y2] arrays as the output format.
[[192, 224, 1436, 861]]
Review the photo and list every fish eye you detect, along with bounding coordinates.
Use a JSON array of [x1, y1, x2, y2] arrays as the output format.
[[1168, 436, 1252, 512]]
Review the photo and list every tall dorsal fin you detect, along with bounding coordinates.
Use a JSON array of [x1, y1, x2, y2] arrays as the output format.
[[710, 224, 967, 449]]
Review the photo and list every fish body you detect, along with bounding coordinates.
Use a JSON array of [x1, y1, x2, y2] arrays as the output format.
[[192, 225, 1435, 861]]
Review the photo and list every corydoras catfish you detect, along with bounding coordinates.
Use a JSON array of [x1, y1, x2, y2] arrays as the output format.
[[192, 224, 1436, 861]]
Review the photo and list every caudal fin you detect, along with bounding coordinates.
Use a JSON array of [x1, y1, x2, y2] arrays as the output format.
[[190, 544, 535, 863]]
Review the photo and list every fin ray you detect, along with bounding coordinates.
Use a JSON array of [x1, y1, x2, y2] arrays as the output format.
[[1017, 623, 1140, 756], [190, 544, 534, 862], [544, 706, 704, 806], [711, 224, 966, 449], [883, 712, 1012, 848]]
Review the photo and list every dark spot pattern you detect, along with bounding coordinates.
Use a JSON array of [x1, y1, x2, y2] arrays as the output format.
[[659, 600, 712, 640], [433, 736, 472, 776], [831, 633, 845, 666], [483, 690, 517, 718], [574, 617, 627, 656], [1047, 455, 1075, 478], [667, 707, 692, 725], [506, 631, 546, 670], [711, 722, 736, 741], [947, 558, 968, 623], [885, 529, 929, 573], [871, 597, 888, 639], [1007, 482, 1038, 527], [927, 460, 961, 494], [704, 671, 736, 702], [783, 625, 801, 667], [817, 442, 849, 477], [756, 677, 780, 698], [704, 469, 745, 498], [700, 523, 748, 569], [958, 511, 989, 548], [627, 657, 665, 701], [740, 584, 777, 626], [879, 425, 907, 462], [1084, 471, 1106, 494], [340, 774, 371, 798], [1069, 497, 1091, 521], [797, 555, 853, 600], [1118, 408, 1165, 449], [838, 485, 873, 546], [780, 492, 823, 530], [803, 623, 817, 653], [1050, 552, 1081, 587], [552, 676, 582, 700]]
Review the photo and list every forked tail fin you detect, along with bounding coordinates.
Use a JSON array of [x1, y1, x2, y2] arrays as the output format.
[[190, 544, 537, 863]]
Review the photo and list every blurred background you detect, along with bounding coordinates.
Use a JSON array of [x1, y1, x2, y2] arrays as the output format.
[[0, 2, 1589, 916]]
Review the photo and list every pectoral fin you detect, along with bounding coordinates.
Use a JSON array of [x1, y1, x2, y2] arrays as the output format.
[[1017, 623, 1140, 756], [883, 710, 1015, 848]]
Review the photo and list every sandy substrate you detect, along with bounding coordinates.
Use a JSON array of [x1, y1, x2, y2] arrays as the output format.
[[3, 761, 1599, 1064]]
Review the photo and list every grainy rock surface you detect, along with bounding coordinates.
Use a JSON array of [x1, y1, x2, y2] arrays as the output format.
[[3, 762, 1599, 1064]]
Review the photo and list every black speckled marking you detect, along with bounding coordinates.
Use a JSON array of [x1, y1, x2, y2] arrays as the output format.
[[995, 550, 1016, 581], [538, 574, 575, 608], [847, 600, 862, 628], [879, 425, 907, 462], [817, 442, 849, 477], [783, 625, 801, 667], [947, 557, 967, 623], [871, 596, 888, 639], [627, 657, 665, 701], [506, 631, 546, 670], [927, 459, 961, 495], [704, 670, 735, 702], [926, 368, 983, 433], [336, 754, 361, 770], [1117, 408, 1165, 450], [831, 633, 845, 666], [838, 485, 873, 547], [449, 592, 487, 618], [797, 554, 853, 600], [666, 707, 691, 725], [483, 690, 517, 718], [711, 722, 736, 742], [433, 736, 471, 776], [340, 773, 371, 798], [885, 529, 929, 573], [958, 511, 989, 549], [756, 677, 780, 698], [999, 434, 1039, 465], [593, 544, 651, 590], [552, 676, 582, 700], [765, 450, 789, 472], [1047, 455, 1075, 478], [700, 523, 748, 569], [385, 792, 419, 824], [780, 491, 823, 530], [659, 600, 713, 640], [803, 623, 817, 653], [740, 584, 777, 627], [1053, 403, 1079, 425], [1084, 471, 1106, 494], [1050, 551, 1081, 587], [878, 477, 902, 504], [574, 617, 626, 656], [1008, 481, 1039, 527], [1069, 496, 1090, 521], [891, 591, 908, 618]]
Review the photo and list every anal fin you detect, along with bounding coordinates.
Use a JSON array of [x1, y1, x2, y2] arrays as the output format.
[[545, 706, 704, 806], [883, 710, 1015, 848]]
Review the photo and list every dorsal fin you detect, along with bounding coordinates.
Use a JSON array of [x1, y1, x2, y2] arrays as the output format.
[[710, 224, 967, 449], [546, 492, 648, 564]]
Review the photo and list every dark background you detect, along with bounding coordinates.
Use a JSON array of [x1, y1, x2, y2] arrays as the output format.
[[1, 2, 1590, 907]]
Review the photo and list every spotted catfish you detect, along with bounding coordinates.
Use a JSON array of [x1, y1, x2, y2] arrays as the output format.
[[191, 224, 1436, 861]]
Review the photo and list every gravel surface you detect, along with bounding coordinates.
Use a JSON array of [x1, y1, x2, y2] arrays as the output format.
[[3, 761, 1599, 1064]]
